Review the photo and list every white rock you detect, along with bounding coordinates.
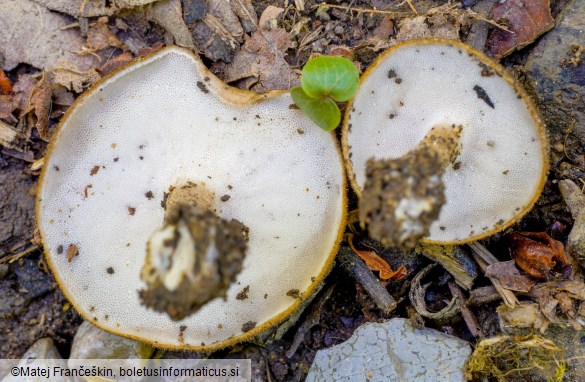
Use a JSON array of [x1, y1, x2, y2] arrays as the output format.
[[306, 318, 471, 382], [1, 338, 70, 382]]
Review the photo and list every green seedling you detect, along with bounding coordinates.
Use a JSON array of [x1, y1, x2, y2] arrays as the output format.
[[291, 56, 359, 131]]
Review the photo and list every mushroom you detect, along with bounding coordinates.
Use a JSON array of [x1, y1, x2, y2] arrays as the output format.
[[36, 47, 346, 350], [342, 38, 547, 247]]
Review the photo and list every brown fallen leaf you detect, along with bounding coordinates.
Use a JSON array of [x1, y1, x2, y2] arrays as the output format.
[[0, 0, 99, 71], [530, 280, 585, 330], [0, 69, 13, 95], [231, 0, 257, 34], [348, 234, 406, 281], [223, 28, 298, 92], [23, 74, 52, 141], [396, 4, 476, 42], [98, 53, 134, 76], [137, 42, 165, 57], [207, 0, 245, 43], [145, 0, 195, 49], [510, 231, 572, 279], [486, 0, 555, 59], [11, 74, 37, 112], [51, 63, 101, 93], [485, 260, 537, 292], [0, 96, 15, 119], [87, 17, 125, 52]]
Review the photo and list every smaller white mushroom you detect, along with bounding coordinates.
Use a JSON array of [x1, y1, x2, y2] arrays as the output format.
[[343, 38, 548, 247]]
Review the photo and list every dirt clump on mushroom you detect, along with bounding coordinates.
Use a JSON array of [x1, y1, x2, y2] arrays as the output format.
[[140, 185, 248, 321], [359, 125, 462, 250]]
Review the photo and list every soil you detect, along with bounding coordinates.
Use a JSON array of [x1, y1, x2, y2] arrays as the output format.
[[1, 0, 584, 381]]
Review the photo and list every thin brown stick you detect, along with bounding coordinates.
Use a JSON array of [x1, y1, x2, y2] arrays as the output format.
[[310, 4, 411, 16]]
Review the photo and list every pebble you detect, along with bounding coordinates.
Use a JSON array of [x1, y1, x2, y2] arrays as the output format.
[[1, 338, 70, 382], [306, 318, 471, 382]]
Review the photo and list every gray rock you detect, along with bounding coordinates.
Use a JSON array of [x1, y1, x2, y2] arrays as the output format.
[[69, 321, 146, 360], [306, 318, 471, 382], [525, 0, 585, 146], [1, 338, 70, 382]]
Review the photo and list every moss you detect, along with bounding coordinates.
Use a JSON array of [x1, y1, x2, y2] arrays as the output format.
[[465, 335, 565, 382]]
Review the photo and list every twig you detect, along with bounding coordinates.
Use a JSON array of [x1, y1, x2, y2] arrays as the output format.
[[448, 281, 483, 337], [338, 246, 397, 313], [404, 0, 418, 15], [310, 4, 411, 16], [285, 285, 335, 358], [469, 242, 520, 307], [0, 245, 39, 264]]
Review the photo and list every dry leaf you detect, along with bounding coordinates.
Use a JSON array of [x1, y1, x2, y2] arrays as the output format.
[[207, 0, 245, 43], [530, 280, 585, 329], [31, 0, 164, 17], [510, 231, 572, 279], [0, 69, 13, 95], [24, 74, 52, 141], [30, 0, 119, 17], [0, 0, 99, 71], [396, 4, 476, 42], [145, 0, 195, 49], [258, 5, 284, 31], [487, 0, 555, 59], [231, 0, 257, 34], [87, 17, 125, 52], [497, 303, 549, 332], [98, 53, 134, 76], [0, 96, 16, 119], [223, 28, 298, 92], [12, 75, 35, 110], [485, 260, 537, 292], [51, 63, 101, 93]]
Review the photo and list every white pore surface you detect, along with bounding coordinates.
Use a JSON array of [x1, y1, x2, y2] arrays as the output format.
[[347, 42, 545, 242], [38, 48, 344, 347]]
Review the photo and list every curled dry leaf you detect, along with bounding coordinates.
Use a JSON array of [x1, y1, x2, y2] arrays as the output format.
[[510, 231, 572, 279], [0, 69, 13, 95], [348, 234, 407, 281], [24, 74, 52, 141], [409, 264, 460, 321], [487, 0, 555, 59]]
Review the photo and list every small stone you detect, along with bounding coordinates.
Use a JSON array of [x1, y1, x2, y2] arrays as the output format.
[[69, 321, 145, 360], [2, 338, 70, 382], [306, 318, 471, 382]]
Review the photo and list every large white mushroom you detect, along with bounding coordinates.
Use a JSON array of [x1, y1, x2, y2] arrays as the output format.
[[342, 38, 548, 248], [36, 47, 346, 350]]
